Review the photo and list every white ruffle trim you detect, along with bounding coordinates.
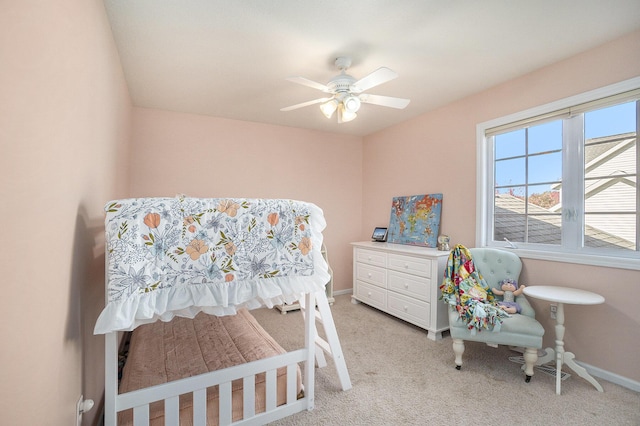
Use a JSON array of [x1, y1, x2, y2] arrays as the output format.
[[93, 269, 329, 333], [94, 199, 329, 334]]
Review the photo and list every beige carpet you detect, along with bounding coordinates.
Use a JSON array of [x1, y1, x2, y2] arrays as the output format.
[[251, 294, 640, 426]]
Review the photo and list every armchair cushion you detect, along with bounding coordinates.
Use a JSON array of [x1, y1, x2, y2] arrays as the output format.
[[448, 307, 544, 347]]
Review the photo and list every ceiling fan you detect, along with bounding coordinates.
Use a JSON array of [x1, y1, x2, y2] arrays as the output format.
[[281, 57, 410, 123]]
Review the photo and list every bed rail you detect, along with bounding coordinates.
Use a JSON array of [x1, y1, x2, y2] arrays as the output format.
[[104, 292, 317, 426]]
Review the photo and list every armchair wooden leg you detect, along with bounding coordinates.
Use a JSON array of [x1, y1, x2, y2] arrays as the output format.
[[453, 338, 465, 370], [523, 347, 538, 382]]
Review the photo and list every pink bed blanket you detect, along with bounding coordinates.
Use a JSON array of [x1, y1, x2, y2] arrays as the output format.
[[118, 308, 302, 425]]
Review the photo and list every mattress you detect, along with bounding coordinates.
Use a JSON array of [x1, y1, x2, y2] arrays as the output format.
[[117, 308, 302, 425]]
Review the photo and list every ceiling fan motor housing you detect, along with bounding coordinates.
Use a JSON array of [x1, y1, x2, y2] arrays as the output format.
[[327, 74, 356, 94]]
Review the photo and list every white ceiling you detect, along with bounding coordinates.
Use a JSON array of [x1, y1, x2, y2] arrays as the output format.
[[104, 0, 640, 137]]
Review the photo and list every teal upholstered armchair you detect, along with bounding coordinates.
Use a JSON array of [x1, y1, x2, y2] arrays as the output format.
[[448, 248, 545, 382]]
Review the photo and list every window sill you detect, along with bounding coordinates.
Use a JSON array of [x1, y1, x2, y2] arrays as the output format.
[[487, 245, 640, 271]]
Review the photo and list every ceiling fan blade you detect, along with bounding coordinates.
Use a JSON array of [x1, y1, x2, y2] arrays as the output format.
[[359, 94, 410, 109], [285, 76, 330, 92], [351, 67, 398, 93], [280, 97, 333, 112]]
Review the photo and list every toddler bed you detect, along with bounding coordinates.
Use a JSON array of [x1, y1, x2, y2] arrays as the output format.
[[94, 196, 349, 426]]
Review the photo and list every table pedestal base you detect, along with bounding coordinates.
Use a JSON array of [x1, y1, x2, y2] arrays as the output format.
[[537, 347, 603, 394], [523, 287, 606, 395]]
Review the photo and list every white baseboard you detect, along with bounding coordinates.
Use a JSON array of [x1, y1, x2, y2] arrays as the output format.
[[578, 361, 640, 393], [333, 289, 353, 296]]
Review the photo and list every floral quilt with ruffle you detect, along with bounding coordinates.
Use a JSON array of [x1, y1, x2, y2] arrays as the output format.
[[94, 196, 330, 334], [440, 244, 509, 334]]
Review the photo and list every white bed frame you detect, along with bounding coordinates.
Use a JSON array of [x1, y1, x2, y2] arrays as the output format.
[[104, 289, 350, 426], [100, 198, 351, 425]]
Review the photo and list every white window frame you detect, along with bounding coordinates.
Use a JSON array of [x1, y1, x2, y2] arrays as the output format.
[[476, 76, 640, 271]]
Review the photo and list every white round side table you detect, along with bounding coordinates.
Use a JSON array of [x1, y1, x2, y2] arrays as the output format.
[[523, 285, 605, 395]]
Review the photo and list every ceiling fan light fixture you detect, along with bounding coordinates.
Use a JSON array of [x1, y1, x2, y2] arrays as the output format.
[[338, 106, 357, 123], [320, 99, 339, 119], [342, 95, 361, 113]]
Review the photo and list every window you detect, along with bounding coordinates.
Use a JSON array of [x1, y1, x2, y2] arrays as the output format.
[[477, 77, 640, 270]]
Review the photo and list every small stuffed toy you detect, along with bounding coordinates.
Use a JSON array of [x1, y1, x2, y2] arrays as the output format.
[[492, 278, 526, 314]]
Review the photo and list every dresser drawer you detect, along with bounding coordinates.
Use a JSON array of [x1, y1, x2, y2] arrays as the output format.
[[388, 253, 431, 278], [387, 292, 430, 328], [355, 248, 387, 268], [355, 263, 386, 288], [355, 281, 386, 310], [388, 270, 431, 302]]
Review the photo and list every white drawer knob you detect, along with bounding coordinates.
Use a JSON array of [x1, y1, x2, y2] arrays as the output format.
[[403, 305, 408, 311], [367, 273, 372, 278], [404, 283, 409, 289], [368, 292, 372, 296], [404, 263, 409, 268]]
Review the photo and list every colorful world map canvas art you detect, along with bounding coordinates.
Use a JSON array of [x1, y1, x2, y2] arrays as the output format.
[[387, 194, 443, 247]]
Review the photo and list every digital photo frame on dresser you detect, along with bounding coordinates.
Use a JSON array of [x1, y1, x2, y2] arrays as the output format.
[[371, 227, 388, 242]]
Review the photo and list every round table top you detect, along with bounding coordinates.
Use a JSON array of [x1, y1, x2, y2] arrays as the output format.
[[523, 285, 605, 305]]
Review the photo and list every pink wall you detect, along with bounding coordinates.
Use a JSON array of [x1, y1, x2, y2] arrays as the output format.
[[363, 30, 640, 382], [130, 108, 363, 293], [0, 1, 131, 425]]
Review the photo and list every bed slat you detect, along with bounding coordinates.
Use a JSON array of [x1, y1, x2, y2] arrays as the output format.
[[193, 388, 207, 426], [265, 369, 277, 411], [286, 364, 298, 403], [243, 376, 256, 419], [219, 381, 232, 425], [164, 395, 179, 425], [133, 405, 149, 425]]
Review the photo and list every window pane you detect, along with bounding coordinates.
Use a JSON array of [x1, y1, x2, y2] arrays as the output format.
[[494, 215, 525, 242], [585, 176, 636, 213], [528, 183, 561, 210], [528, 152, 562, 185], [495, 129, 525, 159], [583, 101, 637, 251], [585, 102, 636, 139], [584, 213, 636, 250], [529, 120, 562, 154], [495, 157, 525, 187], [528, 214, 562, 244], [494, 191, 526, 242]]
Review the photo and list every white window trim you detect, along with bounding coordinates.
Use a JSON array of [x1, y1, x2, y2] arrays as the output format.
[[476, 76, 640, 271]]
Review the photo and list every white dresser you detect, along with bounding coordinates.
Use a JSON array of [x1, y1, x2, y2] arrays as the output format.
[[351, 241, 450, 340]]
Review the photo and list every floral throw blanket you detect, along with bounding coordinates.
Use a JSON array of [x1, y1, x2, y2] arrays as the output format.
[[440, 244, 508, 334], [94, 196, 330, 334]]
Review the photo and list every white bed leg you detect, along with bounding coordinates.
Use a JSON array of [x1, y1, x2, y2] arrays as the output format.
[[303, 291, 316, 410], [315, 291, 352, 391], [299, 291, 352, 391], [298, 295, 328, 369], [104, 332, 118, 426]]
